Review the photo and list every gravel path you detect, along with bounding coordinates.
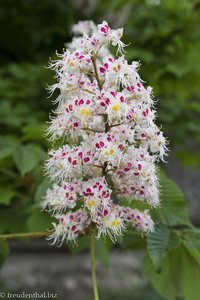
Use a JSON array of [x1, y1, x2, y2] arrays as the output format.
[[0, 249, 145, 300]]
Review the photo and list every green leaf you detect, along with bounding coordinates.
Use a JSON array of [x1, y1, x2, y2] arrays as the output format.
[[181, 246, 200, 300], [35, 178, 51, 204], [68, 236, 89, 254], [120, 198, 150, 211], [0, 138, 17, 160], [147, 224, 180, 269], [120, 231, 146, 250], [22, 123, 47, 141], [0, 208, 28, 233], [0, 146, 14, 160], [145, 244, 200, 300], [159, 172, 190, 226], [0, 188, 16, 205], [13, 144, 46, 176], [0, 240, 10, 267], [95, 238, 109, 269], [166, 63, 190, 77], [27, 210, 52, 232], [181, 228, 200, 251], [144, 248, 182, 300]]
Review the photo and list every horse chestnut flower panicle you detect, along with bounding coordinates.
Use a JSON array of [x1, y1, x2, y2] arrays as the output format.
[[43, 20, 168, 245]]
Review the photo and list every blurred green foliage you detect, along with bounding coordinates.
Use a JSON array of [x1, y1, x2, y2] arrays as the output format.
[[96, 0, 200, 164], [0, 0, 200, 299]]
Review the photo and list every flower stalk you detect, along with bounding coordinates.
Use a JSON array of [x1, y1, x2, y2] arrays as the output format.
[[90, 232, 100, 300]]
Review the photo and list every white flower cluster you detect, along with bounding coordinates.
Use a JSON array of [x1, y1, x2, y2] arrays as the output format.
[[44, 20, 167, 245]]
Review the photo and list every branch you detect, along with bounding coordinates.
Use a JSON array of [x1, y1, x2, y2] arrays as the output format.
[[0, 232, 47, 240], [93, 164, 103, 169], [108, 122, 123, 129], [102, 161, 108, 177], [82, 88, 96, 95], [82, 127, 102, 133], [91, 56, 103, 91]]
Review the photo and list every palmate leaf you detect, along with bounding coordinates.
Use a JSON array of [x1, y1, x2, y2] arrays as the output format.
[[147, 224, 180, 270], [181, 246, 200, 300], [145, 171, 200, 299], [182, 228, 200, 251], [145, 244, 200, 300], [144, 248, 183, 300], [158, 171, 191, 226]]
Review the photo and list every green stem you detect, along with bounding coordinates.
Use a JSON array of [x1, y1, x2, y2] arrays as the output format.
[[90, 233, 100, 300], [0, 232, 47, 240]]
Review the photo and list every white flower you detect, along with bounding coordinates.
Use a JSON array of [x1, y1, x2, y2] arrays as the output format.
[[43, 20, 168, 245], [48, 209, 90, 245], [42, 181, 81, 214], [95, 204, 125, 242], [71, 21, 97, 36]]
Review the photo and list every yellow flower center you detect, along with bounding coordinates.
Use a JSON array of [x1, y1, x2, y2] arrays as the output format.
[[113, 64, 121, 73], [87, 200, 96, 207], [67, 59, 75, 68], [111, 102, 121, 112], [111, 219, 121, 227], [104, 148, 114, 157], [79, 107, 91, 117], [109, 148, 114, 155]]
